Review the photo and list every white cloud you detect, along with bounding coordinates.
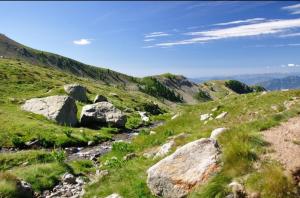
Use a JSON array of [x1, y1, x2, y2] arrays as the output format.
[[73, 39, 91, 45], [281, 63, 300, 67], [282, 3, 300, 15], [214, 18, 266, 26], [156, 18, 300, 47], [144, 38, 155, 42], [145, 32, 170, 38]]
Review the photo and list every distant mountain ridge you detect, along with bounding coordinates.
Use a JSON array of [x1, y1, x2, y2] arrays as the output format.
[[258, 76, 300, 91]]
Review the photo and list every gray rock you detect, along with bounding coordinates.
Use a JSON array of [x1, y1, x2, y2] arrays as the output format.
[[228, 181, 245, 198], [123, 153, 137, 161], [154, 140, 175, 159], [216, 112, 228, 119], [64, 84, 88, 102], [147, 138, 220, 198], [80, 102, 126, 127], [16, 180, 34, 198], [62, 173, 76, 184], [94, 95, 108, 103], [22, 96, 77, 126]]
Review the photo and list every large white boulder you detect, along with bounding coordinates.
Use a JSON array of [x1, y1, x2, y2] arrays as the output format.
[[64, 84, 88, 102], [22, 96, 78, 126], [147, 138, 220, 198], [80, 102, 126, 127]]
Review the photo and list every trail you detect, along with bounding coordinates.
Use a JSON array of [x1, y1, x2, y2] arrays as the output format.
[[263, 116, 300, 185]]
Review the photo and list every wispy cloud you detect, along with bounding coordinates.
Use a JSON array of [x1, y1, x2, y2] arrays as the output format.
[[282, 3, 300, 15], [214, 18, 266, 26], [144, 38, 155, 42], [281, 63, 300, 68], [156, 18, 300, 47], [248, 43, 300, 48], [145, 32, 170, 38], [73, 39, 92, 45]]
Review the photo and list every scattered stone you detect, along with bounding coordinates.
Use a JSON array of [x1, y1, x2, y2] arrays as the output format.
[[228, 181, 245, 198], [22, 96, 78, 126], [216, 111, 228, 119], [249, 192, 260, 198], [25, 139, 40, 148], [16, 180, 34, 198], [94, 95, 108, 103], [105, 193, 123, 198], [283, 100, 297, 110], [154, 140, 175, 159], [62, 173, 76, 184], [210, 128, 228, 139], [171, 113, 179, 120], [109, 93, 118, 97], [200, 113, 211, 121], [96, 169, 109, 178], [211, 107, 218, 112], [123, 153, 137, 161], [87, 141, 94, 146], [138, 111, 150, 122], [150, 131, 156, 135], [64, 84, 88, 102], [80, 102, 127, 127], [261, 91, 267, 95], [147, 138, 220, 198], [271, 105, 278, 111]]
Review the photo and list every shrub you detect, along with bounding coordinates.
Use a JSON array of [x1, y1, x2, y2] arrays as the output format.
[[51, 150, 65, 163], [126, 116, 142, 129], [225, 80, 253, 94], [11, 136, 25, 148], [194, 90, 212, 102]]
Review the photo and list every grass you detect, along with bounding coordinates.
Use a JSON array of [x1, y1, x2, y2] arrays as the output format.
[[84, 89, 300, 198]]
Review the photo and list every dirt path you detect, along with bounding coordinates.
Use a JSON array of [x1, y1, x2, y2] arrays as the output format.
[[263, 116, 300, 172]]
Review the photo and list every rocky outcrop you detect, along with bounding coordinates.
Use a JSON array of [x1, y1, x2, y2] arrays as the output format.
[[138, 111, 149, 122], [21, 96, 78, 126], [80, 102, 126, 127], [147, 138, 220, 198], [94, 95, 108, 103], [64, 84, 88, 102]]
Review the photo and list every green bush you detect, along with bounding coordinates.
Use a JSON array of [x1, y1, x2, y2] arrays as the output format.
[[194, 90, 212, 102], [225, 80, 253, 94], [126, 116, 143, 129]]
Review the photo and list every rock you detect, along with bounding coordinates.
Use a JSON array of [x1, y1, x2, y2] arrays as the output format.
[[25, 139, 40, 148], [87, 141, 94, 146], [94, 95, 108, 103], [62, 173, 76, 184], [261, 91, 267, 95], [123, 153, 137, 161], [16, 180, 34, 198], [80, 102, 127, 127], [96, 169, 109, 178], [105, 193, 123, 198], [249, 192, 260, 198], [171, 114, 179, 120], [211, 107, 218, 112], [147, 138, 220, 198], [200, 113, 211, 121], [271, 105, 278, 111], [228, 181, 245, 198], [210, 128, 228, 139], [75, 177, 85, 185], [22, 96, 78, 126], [109, 93, 118, 97], [64, 84, 88, 102], [138, 111, 149, 122], [154, 140, 175, 159], [150, 131, 156, 135], [216, 112, 228, 119]]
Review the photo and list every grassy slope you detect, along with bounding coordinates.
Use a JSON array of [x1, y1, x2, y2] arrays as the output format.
[[0, 57, 171, 196], [0, 34, 136, 86], [199, 80, 238, 100], [84, 90, 300, 198]]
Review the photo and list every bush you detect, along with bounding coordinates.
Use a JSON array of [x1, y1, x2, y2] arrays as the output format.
[[194, 90, 211, 102], [225, 80, 253, 94], [11, 136, 25, 148], [126, 116, 142, 129], [135, 102, 164, 115]]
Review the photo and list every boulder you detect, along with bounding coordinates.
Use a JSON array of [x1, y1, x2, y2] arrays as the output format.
[[80, 102, 126, 127], [62, 173, 76, 184], [22, 96, 77, 126], [94, 95, 108, 103], [210, 128, 228, 139], [64, 84, 88, 102], [147, 138, 220, 198], [16, 180, 34, 198]]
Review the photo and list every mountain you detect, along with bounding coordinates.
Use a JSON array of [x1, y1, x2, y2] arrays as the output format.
[[258, 76, 300, 91], [0, 34, 137, 86]]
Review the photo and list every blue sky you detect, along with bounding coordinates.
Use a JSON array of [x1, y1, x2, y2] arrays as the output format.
[[1, 1, 300, 77]]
